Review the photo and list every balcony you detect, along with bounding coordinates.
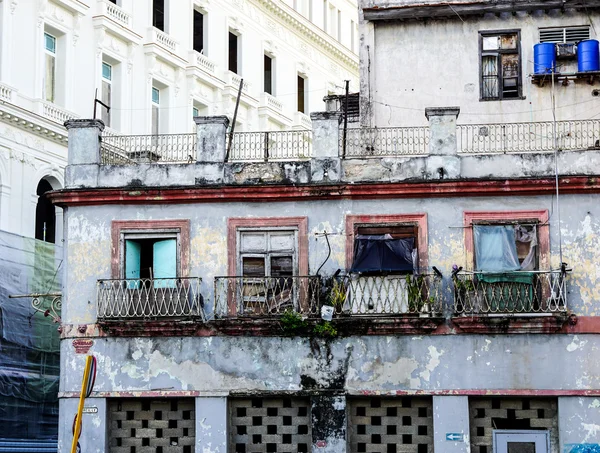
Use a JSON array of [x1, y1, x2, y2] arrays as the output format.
[[37, 100, 79, 125], [187, 50, 216, 76], [457, 119, 600, 154], [97, 277, 203, 320], [452, 270, 569, 333], [341, 126, 429, 158], [0, 82, 15, 102], [94, 0, 141, 45], [214, 276, 321, 317], [226, 130, 312, 162]]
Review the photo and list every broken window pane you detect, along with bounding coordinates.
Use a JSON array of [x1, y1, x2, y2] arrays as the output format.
[[242, 257, 265, 277], [501, 33, 518, 49], [271, 256, 293, 277]]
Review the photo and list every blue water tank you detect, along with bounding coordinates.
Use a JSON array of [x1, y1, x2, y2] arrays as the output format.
[[578, 39, 600, 72], [534, 43, 556, 74]]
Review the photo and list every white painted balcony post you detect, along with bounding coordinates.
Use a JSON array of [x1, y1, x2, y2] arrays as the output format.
[[310, 111, 342, 182], [195, 116, 230, 163], [64, 119, 104, 188], [425, 107, 460, 156]]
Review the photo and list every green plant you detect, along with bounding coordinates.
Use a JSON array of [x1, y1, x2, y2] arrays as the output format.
[[406, 274, 426, 313], [313, 321, 338, 338], [328, 279, 347, 310], [279, 309, 308, 335]]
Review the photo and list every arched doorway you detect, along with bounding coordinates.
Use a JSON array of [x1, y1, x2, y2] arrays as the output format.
[[35, 179, 55, 243]]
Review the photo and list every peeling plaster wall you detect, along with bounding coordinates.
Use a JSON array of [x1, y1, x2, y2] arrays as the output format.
[[60, 335, 600, 394], [559, 397, 600, 453], [63, 194, 600, 323]]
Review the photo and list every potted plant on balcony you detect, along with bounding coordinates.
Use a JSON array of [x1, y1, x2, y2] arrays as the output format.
[[406, 274, 432, 316]]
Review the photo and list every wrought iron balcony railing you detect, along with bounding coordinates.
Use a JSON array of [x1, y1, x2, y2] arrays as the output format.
[[328, 274, 442, 316], [97, 277, 203, 320], [214, 276, 321, 317], [227, 130, 312, 161], [452, 270, 568, 315], [341, 126, 429, 157], [457, 119, 600, 154], [100, 133, 197, 164]]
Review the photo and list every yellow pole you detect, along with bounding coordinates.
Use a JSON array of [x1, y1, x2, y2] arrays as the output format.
[[71, 356, 93, 453]]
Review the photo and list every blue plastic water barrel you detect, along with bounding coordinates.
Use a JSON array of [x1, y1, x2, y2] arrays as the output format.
[[534, 43, 556, 74], [578, 39, 600, 72]]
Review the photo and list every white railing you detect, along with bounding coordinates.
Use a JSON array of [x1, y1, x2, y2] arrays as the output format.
[[330, 274, 442, 315], [38, 101, 78, 124], [457, 120, 600, 154], [260, 92, 283, 113], [97, 277, 203, 319], [453, 270, 568, 315], [227, 130, 312, 161], [149, 27, 177, 52], [0, 82, 15, 102], [188, 50, 216, 74], [295, 112, 312, 130], [227, 72, 250, 93], [98, 0, 131, 27], [342, 126, 429, 157]]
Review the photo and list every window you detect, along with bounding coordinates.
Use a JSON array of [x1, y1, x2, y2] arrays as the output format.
[[297, 75, 306, 113], [480, 31, 521, 101], [329, 4, 336, 36], [193, 9, 204, 53], [44, 32, 56, 103], [153, 0, 165, 31], [124, 235, 177, 289], [239, 230, 297, 279], [308, 0, 313, 21], [322, 0, 327, 31], [35, 179, 55, 244], [345, 214, 429, 314], [337, 10, 342, 41], [192, 106, 199, 118], [539, 26, 590, 43], [227, 217, 308, 316], [264, 54, 273, 95], [151, 86, 160, 135], [473, 224, 538, 272], [101, 62, 112, 127], [351, 20, 356, 52], [110, 220, 190, 280], [228, 32, 239, 74]]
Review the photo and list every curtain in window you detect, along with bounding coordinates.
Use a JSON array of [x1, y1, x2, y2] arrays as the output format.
[[350, 234, 415, 273], [482, 55, 499, 99], [515, 224, 537, 271], [474, 225, 520, 272]]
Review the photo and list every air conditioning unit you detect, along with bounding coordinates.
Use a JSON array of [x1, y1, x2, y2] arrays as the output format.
[[556, 43, 577, 58]]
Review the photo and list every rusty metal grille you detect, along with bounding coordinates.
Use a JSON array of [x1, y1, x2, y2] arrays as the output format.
[[349, 398, 434, 453], [469, 398, 558, 453], [108, 398, 195, 453], [229, 397, 312, 453]]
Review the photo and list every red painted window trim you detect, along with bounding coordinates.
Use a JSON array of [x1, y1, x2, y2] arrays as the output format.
[[345, 214, 428, 271], [463, 210, 550, 271], [227, 217, 309, 277], [110, 220, 191, 279]]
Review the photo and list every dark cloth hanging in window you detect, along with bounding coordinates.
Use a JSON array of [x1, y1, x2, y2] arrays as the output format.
[[350, 235, 415, 273]]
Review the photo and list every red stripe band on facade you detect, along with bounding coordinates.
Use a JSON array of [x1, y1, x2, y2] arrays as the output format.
[[48, 177, 600, 207]]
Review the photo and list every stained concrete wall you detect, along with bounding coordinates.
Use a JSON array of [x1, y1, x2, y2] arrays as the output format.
[[63, 193, 600, 324], [558, 397, 600, 453], [358, 8, 600, 127]]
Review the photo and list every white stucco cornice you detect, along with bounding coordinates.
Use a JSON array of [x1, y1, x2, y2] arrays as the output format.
[[253, 0, 359, 73], [0, 100, 71, 146]]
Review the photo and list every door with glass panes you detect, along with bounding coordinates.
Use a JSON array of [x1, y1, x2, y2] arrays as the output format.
[[493, 430, 549, 453], [238, 230, 297, 315]]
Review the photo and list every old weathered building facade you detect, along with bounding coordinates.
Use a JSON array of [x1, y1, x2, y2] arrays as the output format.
[[53, 1, 600, 453]]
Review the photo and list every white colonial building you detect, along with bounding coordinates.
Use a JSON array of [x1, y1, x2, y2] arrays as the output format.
[[0, 0, 359, 244]]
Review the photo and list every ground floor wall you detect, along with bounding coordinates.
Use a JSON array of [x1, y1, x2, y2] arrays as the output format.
[[57, 334, 600, 452]]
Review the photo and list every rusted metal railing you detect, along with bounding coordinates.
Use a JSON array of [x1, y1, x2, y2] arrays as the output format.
[[457, 119, 600, 154], [452, 270, 568, 315], [214, 276, 321, 317], [97, 277, 203, 319], [341, 126, 429, 157], [328, 274, 442, 315], [100, 133, 197, 164], [226, 130, 312, 161]]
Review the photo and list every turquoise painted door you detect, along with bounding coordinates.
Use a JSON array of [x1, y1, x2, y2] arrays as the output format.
[[125, 240, 141, 289], [153, 239, 177, 288]]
